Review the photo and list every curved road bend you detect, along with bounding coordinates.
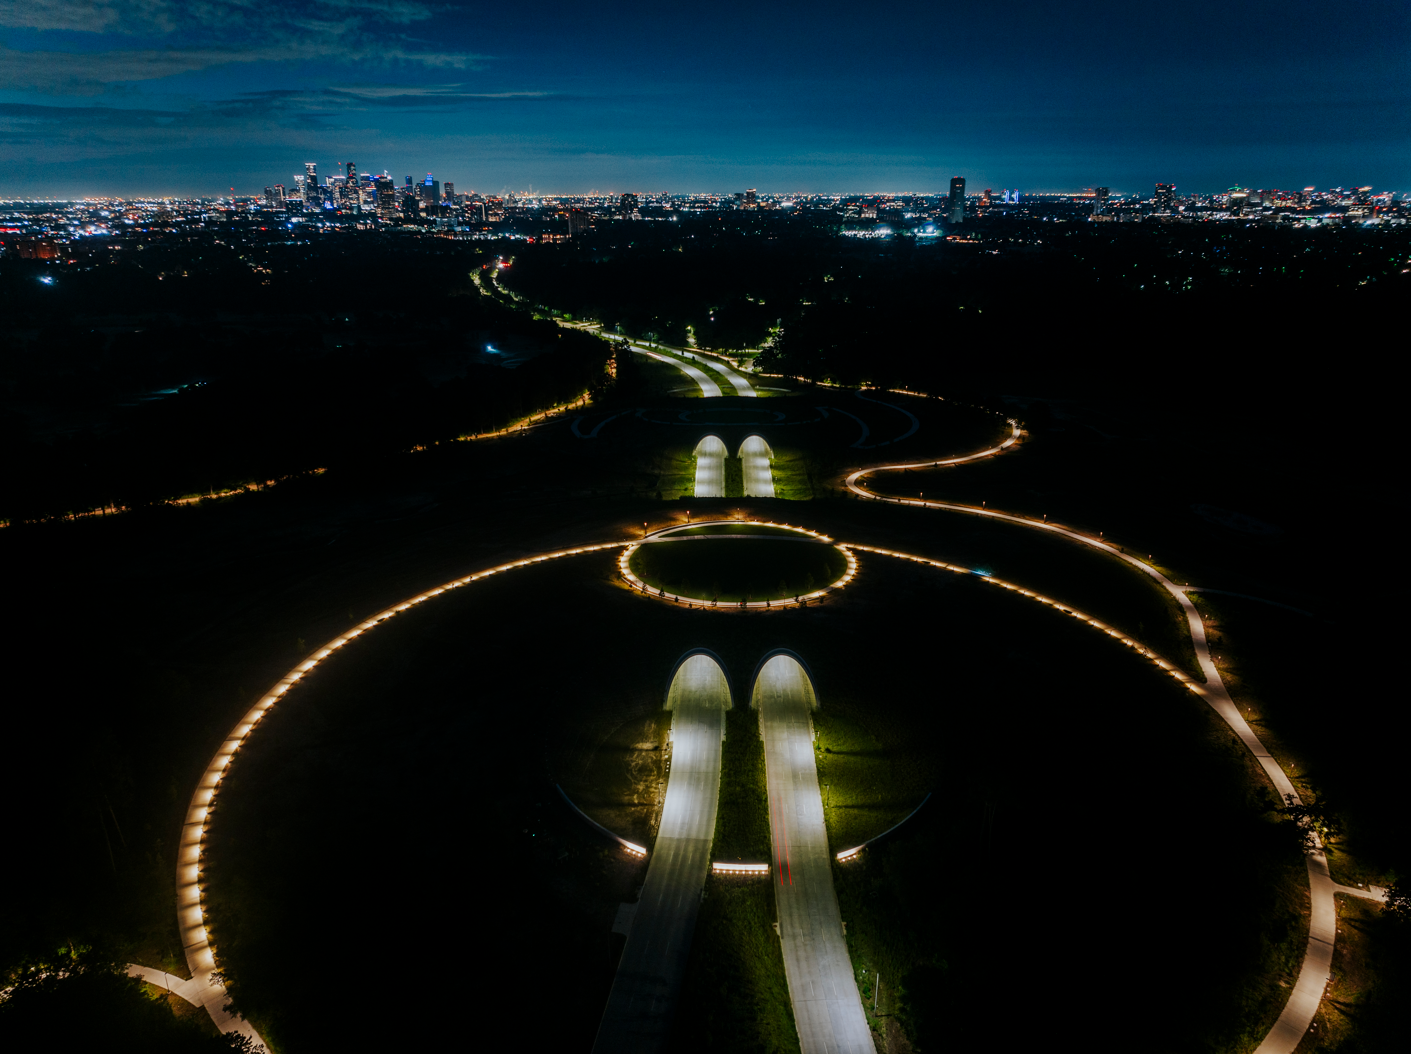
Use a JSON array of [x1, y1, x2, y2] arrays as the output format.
[[626, 339, 756, 398], [755, 655, 873, 1054], [632, 345, 723, 397], [844, 462, 1334, 1054], [691, 351, 756, 397], [593, 654, 730, 1054]]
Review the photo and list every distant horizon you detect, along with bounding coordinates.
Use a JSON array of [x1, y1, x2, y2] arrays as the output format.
[[3, 1, 1405, 200], [3, 180, 1402, 203]]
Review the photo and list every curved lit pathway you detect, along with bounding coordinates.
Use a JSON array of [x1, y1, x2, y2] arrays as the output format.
[[755, 655, 873, 1054], [594, 653, 730, 1054], [171, 543, 626, 1043], [844, 440, 1335, 1054]]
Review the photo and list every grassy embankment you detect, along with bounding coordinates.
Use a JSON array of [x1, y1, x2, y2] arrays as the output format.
[[671, 706, 798, 1053]]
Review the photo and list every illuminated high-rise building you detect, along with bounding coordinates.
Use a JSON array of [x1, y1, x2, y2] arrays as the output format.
[[443, 182, 455, 203], [1093, 187, 1109, 215], [1154, 183, 1175, 211], [744, 188, 758, 209], [619, 192, 640, 217], [417, 174, 440, 207], [375, 176, 396, 220], [305, 162, 317, 183], [948, 177, 966, 223]]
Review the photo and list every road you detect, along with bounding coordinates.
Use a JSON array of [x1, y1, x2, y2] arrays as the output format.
[[693, 436, 726, 497], [625, 338, 756, 397], [755, 654, 874, 1054], [844, 451, 1335, 1054], [634, 345, 723, 397], [593, 653, 730, 1053], [739, 435, 776, 497]]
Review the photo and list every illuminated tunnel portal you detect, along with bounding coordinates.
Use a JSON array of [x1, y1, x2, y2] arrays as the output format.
[[693, 435, 727, 497], [738, 434, 775, 498], [593, 652, 729, 1053]]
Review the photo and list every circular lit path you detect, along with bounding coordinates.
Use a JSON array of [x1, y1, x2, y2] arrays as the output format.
[[169, 413, 1349, 1053]]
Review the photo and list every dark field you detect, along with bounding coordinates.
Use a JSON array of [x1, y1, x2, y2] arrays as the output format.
[[201, 547, 1304, 1052], [628, 537, 849, 601]]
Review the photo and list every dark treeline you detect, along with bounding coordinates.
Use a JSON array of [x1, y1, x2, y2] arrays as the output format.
[[499, 215, 1411, 382], [0, 232, 613, 522]]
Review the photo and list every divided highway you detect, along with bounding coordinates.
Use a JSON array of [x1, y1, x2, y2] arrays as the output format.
[[593, 654, 730, 1053], [755, 655, 874, 1054]]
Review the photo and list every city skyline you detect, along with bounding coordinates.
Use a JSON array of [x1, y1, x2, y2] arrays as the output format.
[[1, 0, 1406, 197]]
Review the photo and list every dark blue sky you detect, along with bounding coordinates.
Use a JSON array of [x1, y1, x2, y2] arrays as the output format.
[[0, 0, 1405, 197]]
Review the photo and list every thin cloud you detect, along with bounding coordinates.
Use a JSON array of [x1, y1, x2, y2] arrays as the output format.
[[0, 0, 435, 34]]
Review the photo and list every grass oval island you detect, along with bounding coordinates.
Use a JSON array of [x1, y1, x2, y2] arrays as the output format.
[[627, 525, 849, 602]]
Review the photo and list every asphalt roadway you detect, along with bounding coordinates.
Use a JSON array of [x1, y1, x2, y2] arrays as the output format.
[[592, 653, 730, 1053], [755, 654, 874, 1054], [693, 436, 726, 497], [740, 435, 776, 497]]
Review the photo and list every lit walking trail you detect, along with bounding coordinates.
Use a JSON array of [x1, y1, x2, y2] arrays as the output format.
[[755, 655, 873, 1054], [593, 654, 730, 1054], [739, 435, 776, 497], [171, 543, 626, 1044], [845, 443, 1335, 1054], [693, 436, 727, 497]]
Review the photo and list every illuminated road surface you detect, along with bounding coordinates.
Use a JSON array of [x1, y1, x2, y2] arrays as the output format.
[[593, 654, 730, 1054], [631, 344, 723, 397], [694, 352, 757, 397], [693, 436, 726, 497], [623, 338, 755, 398], [739, 435, 775, 497], [845, 444, 1334, 1054], [755, 655, 873, 1054]]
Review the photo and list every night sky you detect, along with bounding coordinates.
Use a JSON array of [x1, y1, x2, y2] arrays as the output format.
[[0, 0, 1405, 197]]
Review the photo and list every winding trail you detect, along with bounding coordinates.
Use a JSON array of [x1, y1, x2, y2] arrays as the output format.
[[844, 435, 1335, 1054]]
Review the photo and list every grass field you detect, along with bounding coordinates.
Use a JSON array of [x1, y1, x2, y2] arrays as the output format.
[[628, 538, 848, 601], [195, 543, 1307, 1052]]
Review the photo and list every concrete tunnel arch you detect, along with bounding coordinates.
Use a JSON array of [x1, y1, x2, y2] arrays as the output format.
[[737, 434, 774, 459], [665, 649, 734, 711], [747, 649, 820, 710], [693, 435, 728, 458]]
